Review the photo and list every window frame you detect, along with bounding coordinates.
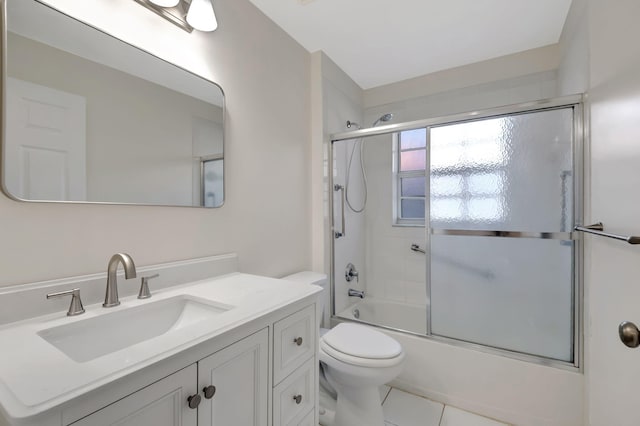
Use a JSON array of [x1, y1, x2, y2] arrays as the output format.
[[393, 131, 427, 227]]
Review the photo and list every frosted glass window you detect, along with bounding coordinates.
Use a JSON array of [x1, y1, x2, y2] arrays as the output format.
[[468, 197, 504, 221], [431, 119, 506, 171], [431, 175, 463, 196], [430, 119, 509, 225], [430, 109, 573, 230], [468, 172, 503, 195], [431, 198, 463, 221]]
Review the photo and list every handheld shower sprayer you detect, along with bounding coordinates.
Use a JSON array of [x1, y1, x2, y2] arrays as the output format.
[[343, 113, 394, 213]]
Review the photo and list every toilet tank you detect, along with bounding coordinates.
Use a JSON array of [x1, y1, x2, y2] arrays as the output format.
[[282, 272, 328, 328]]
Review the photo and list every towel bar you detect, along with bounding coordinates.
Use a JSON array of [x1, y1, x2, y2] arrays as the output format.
[[574, 222, 640, 244]]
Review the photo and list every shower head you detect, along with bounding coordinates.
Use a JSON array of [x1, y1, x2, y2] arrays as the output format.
[[372, 113, 394, 127]]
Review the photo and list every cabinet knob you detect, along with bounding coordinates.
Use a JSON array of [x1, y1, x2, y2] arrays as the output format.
[[293, 337, 303, 346], [203, 385, 216, 399], [619, 321, 640, 348], [187, 394, 201, 409], [293, 394, 303, 405]]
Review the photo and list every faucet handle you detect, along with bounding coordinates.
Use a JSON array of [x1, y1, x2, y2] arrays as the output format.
[[47, 288, 85, 316], [138, 274, 159, 299]]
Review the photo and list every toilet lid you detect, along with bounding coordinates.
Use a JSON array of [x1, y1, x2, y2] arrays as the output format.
[[322, 323, 402, 359]]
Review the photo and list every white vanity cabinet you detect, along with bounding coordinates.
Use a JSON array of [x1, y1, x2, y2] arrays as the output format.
[[69, 329, 268, 426], [0, 267, 321, 426]]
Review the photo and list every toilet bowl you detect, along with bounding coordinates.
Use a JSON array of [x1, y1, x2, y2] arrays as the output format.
[[319, 323, 404, 426], [282, 272, 405, 426]]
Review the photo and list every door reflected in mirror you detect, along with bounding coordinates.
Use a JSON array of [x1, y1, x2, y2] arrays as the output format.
[[2, 0, 225, 207]]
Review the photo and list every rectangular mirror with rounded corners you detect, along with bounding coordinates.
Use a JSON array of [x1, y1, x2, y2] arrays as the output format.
[[1, 0, 225, 207]]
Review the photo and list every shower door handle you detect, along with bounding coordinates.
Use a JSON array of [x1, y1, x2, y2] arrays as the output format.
[[334, 184, 346, 239]]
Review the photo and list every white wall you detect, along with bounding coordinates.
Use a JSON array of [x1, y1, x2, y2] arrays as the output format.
[[0, 0, 311, 285], [312, 53, 366, 316], [557, 0, 590, 97], [583, 1, 640, 424], [364, 45, 561, 108]]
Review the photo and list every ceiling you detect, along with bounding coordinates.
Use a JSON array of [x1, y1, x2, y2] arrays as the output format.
[[247, 0, 573, 89]]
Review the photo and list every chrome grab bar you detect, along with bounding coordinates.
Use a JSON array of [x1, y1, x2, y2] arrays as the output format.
[[334, 184, 345, 239], [430, 228, 572, 240], [574, 222, 640, 245], [410, 243, 426, 254]]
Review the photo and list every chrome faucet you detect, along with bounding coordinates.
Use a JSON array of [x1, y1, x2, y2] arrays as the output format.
[[348, 288, 365, 299], [103, 253, 137, 307]]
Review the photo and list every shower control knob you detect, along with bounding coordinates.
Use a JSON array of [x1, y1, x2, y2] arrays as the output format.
[[345, 263, 359, 283], [619, 321, 640, 348], [293, 337, 303, 346], [293, 394, 303, 404]]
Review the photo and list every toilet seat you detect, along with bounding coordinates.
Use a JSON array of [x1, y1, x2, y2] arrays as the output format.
[[320, 323, 404, 368]]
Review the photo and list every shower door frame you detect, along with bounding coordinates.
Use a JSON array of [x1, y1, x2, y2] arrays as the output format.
[[328, 94, 585, 370]]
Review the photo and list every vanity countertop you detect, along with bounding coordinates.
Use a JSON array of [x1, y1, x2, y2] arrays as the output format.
[[0, 273, 320, 421]]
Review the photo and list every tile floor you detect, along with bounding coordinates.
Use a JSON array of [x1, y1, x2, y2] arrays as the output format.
[[380, 386, 510, 426]]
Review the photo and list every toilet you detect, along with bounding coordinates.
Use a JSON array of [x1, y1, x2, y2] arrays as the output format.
[[283, 272, 405, 426]]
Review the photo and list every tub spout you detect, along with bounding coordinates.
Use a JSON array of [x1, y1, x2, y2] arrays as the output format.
[[348, 288, 365, 299]]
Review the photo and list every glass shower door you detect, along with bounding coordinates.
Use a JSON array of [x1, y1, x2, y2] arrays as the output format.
[[428, 107, 577, 362]]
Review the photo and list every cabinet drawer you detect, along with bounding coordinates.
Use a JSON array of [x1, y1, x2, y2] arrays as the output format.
[[273, 305, 315, 384], [273, 358, 315, 426]]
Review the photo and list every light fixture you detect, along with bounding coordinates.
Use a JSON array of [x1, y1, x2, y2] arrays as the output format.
[[187, 0, 218, 32], [134, 0, 218, 33], [148, 0, 180, 7]]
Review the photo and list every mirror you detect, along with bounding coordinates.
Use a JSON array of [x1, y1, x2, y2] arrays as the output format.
[[2, 0, 225, 207]]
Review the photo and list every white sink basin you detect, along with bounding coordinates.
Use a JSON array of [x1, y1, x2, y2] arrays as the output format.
[[38, 295, 233, 362]]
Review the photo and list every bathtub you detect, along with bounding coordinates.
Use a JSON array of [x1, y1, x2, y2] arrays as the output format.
[[336, 298, 427, 335]]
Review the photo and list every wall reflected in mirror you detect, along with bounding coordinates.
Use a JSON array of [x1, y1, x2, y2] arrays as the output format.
[[2, 0, 225, 207]]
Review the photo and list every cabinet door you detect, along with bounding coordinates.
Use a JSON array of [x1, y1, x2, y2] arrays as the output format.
[[70, 365, 197, 426], [198, 329, 269, 426]]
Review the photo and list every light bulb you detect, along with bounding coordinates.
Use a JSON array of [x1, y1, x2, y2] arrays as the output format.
[[148, 0, 180, 7], [187, 0, 218, 32]]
